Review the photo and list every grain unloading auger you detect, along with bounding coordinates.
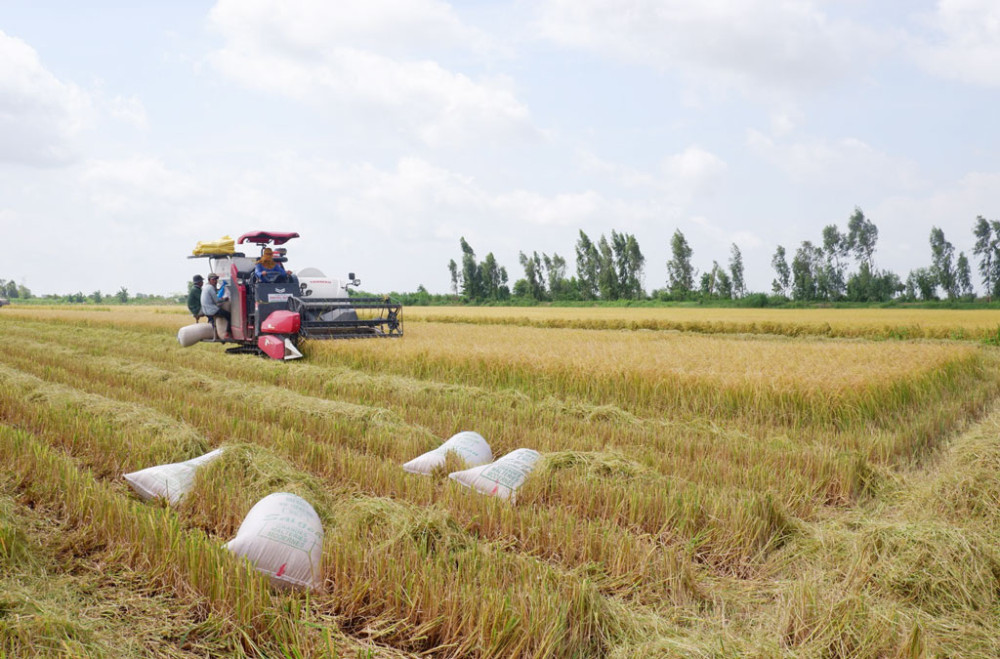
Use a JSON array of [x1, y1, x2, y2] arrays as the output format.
[[178, 231, 402, 360]]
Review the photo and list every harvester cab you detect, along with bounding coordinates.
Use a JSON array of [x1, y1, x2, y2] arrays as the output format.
[[180, 231, 402, 360]]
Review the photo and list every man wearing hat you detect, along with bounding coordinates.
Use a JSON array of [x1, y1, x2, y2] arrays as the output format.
[[200, 273, 230, 338], [187, 274, 204, 321]]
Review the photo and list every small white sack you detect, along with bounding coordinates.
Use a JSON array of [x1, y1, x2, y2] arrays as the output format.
[[226, 492, 324, 590], [449, 448, 541, 501], [402, 431, 493, 475], [177, 323, 215, 347], [124, 448, 225, 505]]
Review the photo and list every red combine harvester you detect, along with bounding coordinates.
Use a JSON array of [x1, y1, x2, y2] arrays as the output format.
[[182, 231, 402, 360]]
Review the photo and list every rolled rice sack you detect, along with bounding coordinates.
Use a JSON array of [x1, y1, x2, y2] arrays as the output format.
[[192, 235, 235, 255], [177, 323, 215, 347], [402, 431, 493, 475], [449, 448, 541, 502], [124, 448, 225, 505], [226, 492, 324, 590]]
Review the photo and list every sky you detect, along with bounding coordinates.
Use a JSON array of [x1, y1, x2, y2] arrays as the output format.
[[2, 0, 999, 297]]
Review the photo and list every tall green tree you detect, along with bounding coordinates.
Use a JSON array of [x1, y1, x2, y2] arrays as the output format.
[[791, 241, 822, 301], [542, 253, 571, 299], [846, 207, 879, 269], [447, 259, 459, 295], [574, 231, 600, 300], [771, 245, 790, 296], [956, 252, 974, 299], [847, 263, 901, 302], [820, 224, 848, 299], [666, 230, 694, 298], [609, 230, 645, 299], [906, 268, 937, 301], [518, 251, 545, 300], [623, 233, 645, 299], [459, 237, 483, 300], [480, 252, 509, 300], [929, 227, 957, 299], [729, 243, 745, 299], [972, 215, 1000, 299], [597, 236, 618, 300]]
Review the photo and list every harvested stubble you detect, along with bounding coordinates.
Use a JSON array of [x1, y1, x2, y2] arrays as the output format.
[[2, 318, 994, 574], [0, 423, 299, 655], [0, 333, 799, 577], [3, 319, 984, 504], [3, 310, 1000, 657], [0, 354, 659, 654], [0, 336, 709, 608]]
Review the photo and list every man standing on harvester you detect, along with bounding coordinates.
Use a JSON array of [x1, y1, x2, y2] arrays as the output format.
[[187, 274, 204, 321], [201, 273, 229, 338]]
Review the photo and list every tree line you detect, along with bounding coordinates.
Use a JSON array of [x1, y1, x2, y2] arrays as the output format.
[[446, 208, 1000, 304], [0, 279, 178, 305], [447, 230, 647, 302]]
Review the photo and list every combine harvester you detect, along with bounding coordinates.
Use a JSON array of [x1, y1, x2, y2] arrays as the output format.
[[179, 231, 402, 360]]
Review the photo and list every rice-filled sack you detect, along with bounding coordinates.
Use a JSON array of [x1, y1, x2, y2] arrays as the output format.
[[177, 323, 215, 347], [124, 448, 225, 505], [192, 235, 236, 255], [449, 448, 541, 501], [226, 492, 324, 590], [402, 431, 493, 475]]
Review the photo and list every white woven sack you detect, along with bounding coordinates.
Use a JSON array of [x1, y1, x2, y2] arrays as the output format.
[[402, 431, 493, 475], [177, 323, 215, 347], [123, 448, 225, 505], [449, 448, 541, 501], [226, 492, 324, 591]]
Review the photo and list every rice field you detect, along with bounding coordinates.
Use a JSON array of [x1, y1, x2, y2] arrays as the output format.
[[2, 305, 1000, 657], [407, 305, 1000, 341]]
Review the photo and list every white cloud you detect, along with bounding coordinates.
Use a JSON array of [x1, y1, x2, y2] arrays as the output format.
[[107, 95, 148, 129], [662, 146, 728, 197], [579, 145, 727, 202], [690, 215, 763, 250], [746, 129, 923, 195], [0, 30, 92, 166], [912, 0, 1000, 87], [207, 0, 536, 146], [875, 170, 1000, 252], [532, 0, 883, 94], [303, 155, 616, 233], [494, 189, 605, 227], [209, 0, 492, 57], [80, 157, 204, 221]]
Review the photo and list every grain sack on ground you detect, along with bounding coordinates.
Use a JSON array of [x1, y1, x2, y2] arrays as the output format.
[[226, 492, 324, 590], [402, 431, 493, 475], [449, 448, 541, 501], [124, 448, 225, 504]]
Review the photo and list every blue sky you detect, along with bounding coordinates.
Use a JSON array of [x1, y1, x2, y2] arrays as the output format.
[[2, 0, 998, 296]]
